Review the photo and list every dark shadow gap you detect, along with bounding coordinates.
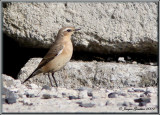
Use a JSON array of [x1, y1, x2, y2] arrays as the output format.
[[2, 33, 158, 79]]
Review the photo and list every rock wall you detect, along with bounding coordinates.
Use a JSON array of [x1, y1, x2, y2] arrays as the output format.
[[18, 58, 157, 89], [3, 2, 158, 54]]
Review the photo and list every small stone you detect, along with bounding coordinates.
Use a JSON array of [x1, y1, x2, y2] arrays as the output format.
[[76, 102, 82, 105], [42, 85, 51, 90], [76, 87, 92, 92], [42, 94, 52, 99], [87, 92, 93, 97], [90, 96, 96, 100], [139, 102, 147, 106], [105, 101, 110, 106], [134, 88, 145, 92], [14, 80, 22, 88], [118, 57, 126, 63], [28, 83, 38, 89], [132, 61, 137, 64], [22, 99, 33, 106], [126, 56, 131, 60], [62, 92, 66, 97], [69, 96, 80, 100], [24, 92, 35, 98], [127, 88, 134, 92], [150, 62, 157, 66], [2, 98, 6, 104], [18, 93, 26, 98], [10, 88, 18, 93], [140, 94, 145, 97], [5, 98, 16, 104], [116, 91, 127, 96], [5, 91, 17, 104], [134, 97, 151, 106], [146, 87, 155, 93], [108, 92, 118, 98], [78, 90, 89, 99], [79, 103, 95, 108]]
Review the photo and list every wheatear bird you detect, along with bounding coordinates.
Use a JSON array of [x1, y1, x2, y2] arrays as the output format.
[[22, 27, 80, 87]]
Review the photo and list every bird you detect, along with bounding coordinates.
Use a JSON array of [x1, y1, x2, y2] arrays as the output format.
[[22, 26, 81, 87]]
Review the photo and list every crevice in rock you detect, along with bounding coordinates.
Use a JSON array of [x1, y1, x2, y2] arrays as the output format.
[[3, 33, 158, 79]]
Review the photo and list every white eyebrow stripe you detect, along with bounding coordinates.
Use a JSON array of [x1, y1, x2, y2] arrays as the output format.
[[63, 28, 72, 32]]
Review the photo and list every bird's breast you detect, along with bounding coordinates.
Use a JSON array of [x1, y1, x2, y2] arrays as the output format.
[[42, 41, 73, 73]]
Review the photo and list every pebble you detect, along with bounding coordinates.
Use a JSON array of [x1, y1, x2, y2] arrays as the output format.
[[24, 92, 35, 98], [87, 92, 93, 97], [134, 88, 145, 92], [108, 92, 118, 98], [79, 103, 95, 108], [140, 94, 145, 97], [42, 94, 52, 99], [105, 101, 111, 106], [28, 83, 39, 89], [132, 61, 137, 64], [42, 85, 51, 90], [116, 91, 127, 96], [14, 80, 21, 88], [134, 97, 151, 106], [22, 99, 33, 106], [118, 57, 126, 63], [146, 87, 155, 93], [5, 91, 17, 104], [78, 90, 89, 99], [69, 96, 80, 100], [5, 97, 16, 104]]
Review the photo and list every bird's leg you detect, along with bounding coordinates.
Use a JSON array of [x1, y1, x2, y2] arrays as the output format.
[[52, 73, 58, 87], [48, 73, 53, 87]]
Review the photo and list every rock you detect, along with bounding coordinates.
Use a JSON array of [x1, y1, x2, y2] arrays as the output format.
[[87, 92, 93, 97], [42, 94, 52, 99], [28, 83, 39, 89], [22, 99, 33, 105], [2, 74, 15, 87], [79, 103, 95, 108], [134, 97, 151, 106], [5, 98, 16, 104], [5, 91, 17, 104], [108, 92, 118, 98], [24, 92, 35, 98], [140, 94, 145, 97], [3, 2, 158, 55], [132, 61, 137, 64], [78, 90, 89, 99], [117, 101, 133, 106], [68, 96, 80, 100], [146, 87, 156, 93], [18, 58, 158, 88], [133, 88, 145, 92], [105, 100, 111, 106], [118, 57, 126, 63], [116, 91, 127, 96], [42, 85, 51, 90], [13, 80, 22, 88], [127, 88, 134, 92]]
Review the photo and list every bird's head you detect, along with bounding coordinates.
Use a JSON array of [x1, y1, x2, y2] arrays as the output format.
[[58, 27, 81, 37]]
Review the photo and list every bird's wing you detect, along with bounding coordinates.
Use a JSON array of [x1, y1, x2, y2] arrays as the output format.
[[35, 44, 64, 71]]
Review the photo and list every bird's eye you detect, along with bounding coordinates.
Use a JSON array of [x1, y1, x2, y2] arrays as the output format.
[[67, 29, 72, 32]]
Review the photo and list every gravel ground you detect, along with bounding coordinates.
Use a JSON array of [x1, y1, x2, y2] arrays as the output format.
[[2, 75, 158, 113]]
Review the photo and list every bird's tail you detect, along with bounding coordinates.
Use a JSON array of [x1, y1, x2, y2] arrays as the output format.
[[22, 70, 40, 84]]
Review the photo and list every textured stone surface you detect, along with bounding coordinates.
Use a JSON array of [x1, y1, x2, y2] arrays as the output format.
[[3, 2, 158, 54], [2, 75, 158, 112], [18, 58, 157, 88]]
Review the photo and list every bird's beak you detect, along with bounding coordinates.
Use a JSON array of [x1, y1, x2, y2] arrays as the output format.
[[74, 28, 81, 31]]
